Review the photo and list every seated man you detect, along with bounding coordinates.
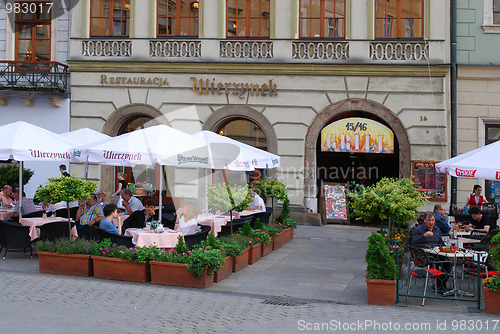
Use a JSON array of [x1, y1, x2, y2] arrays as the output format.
[[466, 207, 491, 233], [10, 190, 39, 220], [248, 190, 266, 212], [433, 204, 451, 235], [99, 203, 119, 235], [0, 185, 13, 206], [75, 194, 104, 236], [411, 211, 449, 293], [121, 199, 157, 234], [119, 188, 144, 215]]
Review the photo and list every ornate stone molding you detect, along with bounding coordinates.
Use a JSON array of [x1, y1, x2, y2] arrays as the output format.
[[150, 40, 201, 58], [292, 41, 349, 60], [219, 41, 273, 59], [82, 40, 132, 57], [370, 42, 428, 61]]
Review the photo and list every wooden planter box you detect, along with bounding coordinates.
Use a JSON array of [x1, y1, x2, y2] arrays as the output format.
[[484, 287, 500, 314], [150, 261, 214, 288], [261, 242, 273, 256], [214, 256, 233, 282], [366, 279, 396, 306], [38, 251, 92, 277], [281, 227, 294, 244], [92, 256, 150, 283], [232, 246, 250, 272], [248, 243, 262, 265]]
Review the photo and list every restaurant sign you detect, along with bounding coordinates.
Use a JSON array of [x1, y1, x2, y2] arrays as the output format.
[[190, 77, 278, 98], [320, 117, 394, 154], [100, 75, 169, 87]]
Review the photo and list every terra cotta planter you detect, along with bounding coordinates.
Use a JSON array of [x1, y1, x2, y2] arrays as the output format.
[[261, 242, 273, 256], [38, 251, 92, 277], [248, 243, 262, 264], [214, 256, 233, 282], [484, 287, 500, 314], [232, 246, 250, 272], [366, 278, 396, 306], [150, 261, 214, 288], [92, 256, 150, 283]]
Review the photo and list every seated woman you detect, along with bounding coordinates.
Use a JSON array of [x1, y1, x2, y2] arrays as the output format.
[[99, 203, 119, 235], [174, 202, 198, 235]]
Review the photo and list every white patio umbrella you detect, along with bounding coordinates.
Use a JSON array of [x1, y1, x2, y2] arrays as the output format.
[[61, 128, 111, 179], [435, 141, 500, 180], [0, 121, 74, 219], [192, 130, 280, 170], [80, 124, 212, 219]]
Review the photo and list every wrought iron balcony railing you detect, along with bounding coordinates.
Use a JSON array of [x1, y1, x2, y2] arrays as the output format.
[[0, 61, 69, 96]]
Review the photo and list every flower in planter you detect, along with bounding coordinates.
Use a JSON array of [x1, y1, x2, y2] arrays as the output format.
[[91, 238, 161, 263], [37, 237, 97, 255]]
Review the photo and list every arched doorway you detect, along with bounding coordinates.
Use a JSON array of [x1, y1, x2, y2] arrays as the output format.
[[216, 118, 268, 185], [304, 99, 411, 214]]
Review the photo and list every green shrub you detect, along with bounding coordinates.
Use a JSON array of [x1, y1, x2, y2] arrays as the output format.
[[37, 238, 97, 255], [365, 232, 398, 280]]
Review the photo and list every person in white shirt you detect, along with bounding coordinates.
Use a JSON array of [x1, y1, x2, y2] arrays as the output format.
[[119, 188, 144, 214], [248, 190, 266, 212], [175, 202, 198, 235]]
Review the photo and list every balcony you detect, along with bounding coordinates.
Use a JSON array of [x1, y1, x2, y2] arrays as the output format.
[[0, 61, 69, 99]]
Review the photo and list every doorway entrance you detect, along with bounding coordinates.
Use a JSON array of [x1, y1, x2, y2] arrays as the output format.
[[316, 111, 400, 193]]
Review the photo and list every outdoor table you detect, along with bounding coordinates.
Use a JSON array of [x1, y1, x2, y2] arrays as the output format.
[[20, 217, 78, 241], [112, 214, 129, 235], [124, 228, 183, 248], [0, 209, 14, 221], [197, 215, 229, 236]]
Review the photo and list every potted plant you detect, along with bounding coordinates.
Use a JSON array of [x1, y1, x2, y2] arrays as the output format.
[[238, 221, 263, 264], [483, 234, 500, 314], [150, 236, 225, 288], [219, 234, 251, 273], [36, 176, 98, 237], [91, 238, 160, 283], [37, 237, 97, 276], [348, 177, 427, 232], [253, 178, 288, 223], [207, 183, 252, 234], [365, 232, 398, 305]]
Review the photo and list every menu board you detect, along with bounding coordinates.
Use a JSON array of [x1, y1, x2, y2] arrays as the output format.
[[413, 161, 447, 201], [321, 182, 349, 223]]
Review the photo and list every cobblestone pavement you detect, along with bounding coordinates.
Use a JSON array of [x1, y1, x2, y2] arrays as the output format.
[[0, 225, 498, 334]]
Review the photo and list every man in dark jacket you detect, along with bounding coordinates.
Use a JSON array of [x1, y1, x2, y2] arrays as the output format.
[[121, 199, 157, 234]]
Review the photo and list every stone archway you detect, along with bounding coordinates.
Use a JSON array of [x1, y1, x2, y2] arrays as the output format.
[[303, 99, 411, 213], [203, 105, 278, 155], [100, 104, 169, 195]]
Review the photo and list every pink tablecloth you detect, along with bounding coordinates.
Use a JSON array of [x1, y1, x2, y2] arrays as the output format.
[[197, 217, 228, 236], [124, 228, 183, 248], [20, 217, 78, 241], [0, 210, 14, 221]]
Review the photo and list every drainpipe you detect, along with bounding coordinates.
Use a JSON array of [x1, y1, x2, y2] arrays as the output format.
[[450, 0, 458, 207]]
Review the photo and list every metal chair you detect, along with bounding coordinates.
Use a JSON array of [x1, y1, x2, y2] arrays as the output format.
[[97, 228, 134, 248], [184, 225, 211, 250], [0, 220, 33, 260], [406, 246, 448, 306], [83, 225, 102, 241], [36, 221, 75, 242], [55, 207, 79, 220], [22, 211, 45, 218], [218, 216, 253, 238]]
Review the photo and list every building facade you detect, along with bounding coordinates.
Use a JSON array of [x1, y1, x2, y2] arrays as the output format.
[[456, 0, 500, 209], [0, 0, 72, 196], [68, 0, 450, 222]]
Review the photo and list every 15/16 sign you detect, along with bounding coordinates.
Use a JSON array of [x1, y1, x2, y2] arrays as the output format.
[[345, 122, 368, 131]]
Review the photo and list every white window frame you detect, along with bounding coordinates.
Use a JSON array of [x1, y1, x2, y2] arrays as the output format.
[[483, 0, 500, 33]]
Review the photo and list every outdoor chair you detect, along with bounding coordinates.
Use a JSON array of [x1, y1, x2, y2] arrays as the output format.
[[98, 228, 134, 248], [162, 212, 176, 230], [184, 225, 211, 250], [406, 246, 448, 306], [218, 216, 253, 238], [37, 221, 75, 242], [55, 207, 79, 220], [0, 220, 33, 260], [83, 225, 102, 241], [251, 208, 273, 227], [23, 211, 45, 218]]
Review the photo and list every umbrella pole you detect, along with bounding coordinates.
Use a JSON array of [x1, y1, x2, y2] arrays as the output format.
[[84, 156, 89, 180], [18, 161, 23, 221]]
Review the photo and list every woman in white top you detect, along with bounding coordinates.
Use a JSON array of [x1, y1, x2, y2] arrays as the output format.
[[175, 202, 198, 235]]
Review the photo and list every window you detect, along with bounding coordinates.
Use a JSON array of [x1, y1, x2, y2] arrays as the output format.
[[300, 0, 345, 38], [226, 0, 270, 37], [216, 119, 268, 184], [15, 2, 52, 62], [495, 0, 500, 24], [374, 0, 423, 38], [90, 0, 130, 37], [485, 124, 500, 205], [157, 0, 199, 37]]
